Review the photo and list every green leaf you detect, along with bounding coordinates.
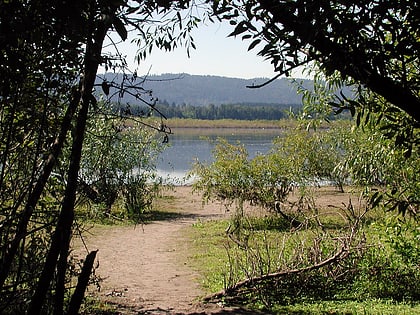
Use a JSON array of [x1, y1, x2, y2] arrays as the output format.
[[248, 38, 261, 51], [101, 81, 110, 96], [113, 16, 127, 41]]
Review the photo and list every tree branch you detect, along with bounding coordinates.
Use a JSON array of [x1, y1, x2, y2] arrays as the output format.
[[257, 0, 420, 122], [203, 242, 349, 302]]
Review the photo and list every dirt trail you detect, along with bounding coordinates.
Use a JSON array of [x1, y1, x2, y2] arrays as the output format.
[[76, 186, 352, 314], [76, 187, 236, 314]]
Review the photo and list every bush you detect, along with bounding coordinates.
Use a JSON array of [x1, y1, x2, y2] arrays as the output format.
[[78, 102, 166, 220], [123, 174, 161, 222], [352, 218, 420, 301]]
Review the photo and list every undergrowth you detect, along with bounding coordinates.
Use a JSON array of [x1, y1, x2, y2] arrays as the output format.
[[187, 208, 420, 314]]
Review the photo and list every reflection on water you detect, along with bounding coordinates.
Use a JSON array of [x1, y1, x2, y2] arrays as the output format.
[[156, 131, 280, 185]]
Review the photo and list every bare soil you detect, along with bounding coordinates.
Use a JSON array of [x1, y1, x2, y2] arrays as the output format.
[[75, 186, 355, 315]]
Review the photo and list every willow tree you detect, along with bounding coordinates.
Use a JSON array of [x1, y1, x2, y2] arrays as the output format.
[[212, 1, 419, 145], [210, 0, 419, 215]]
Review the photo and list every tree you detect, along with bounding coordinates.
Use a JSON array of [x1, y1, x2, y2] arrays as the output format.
[[292, 70, 419, 216], [79, 101, 165, 218], [211, 0, 420, 214], [191, 125, 350, 214], [212, 1, 420, 124], [1, 1, 87, 312], [0, 0, 200, 313]]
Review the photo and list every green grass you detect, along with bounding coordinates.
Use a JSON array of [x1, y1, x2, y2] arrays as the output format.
[[186, 219, 231, 293], [272, 299, 420, 315], [184, 209, 420, 314]]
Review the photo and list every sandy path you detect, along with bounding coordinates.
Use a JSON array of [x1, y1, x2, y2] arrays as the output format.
[[76, 186, 353, 314], [76, 187, 233, 314]]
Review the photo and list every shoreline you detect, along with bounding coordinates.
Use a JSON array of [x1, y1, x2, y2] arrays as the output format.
[[152, 117, 297, 129]]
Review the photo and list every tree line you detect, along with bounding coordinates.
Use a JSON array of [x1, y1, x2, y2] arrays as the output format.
[[119, 102, 299, 120], [114, 101, 354, 121], [159, 102, 296, 120]]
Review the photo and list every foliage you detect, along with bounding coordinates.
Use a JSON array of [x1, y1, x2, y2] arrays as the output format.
[[290, 69, 355, 128], [272, 126, 351, 190], [339, 124, 420, 208], [352, 217, 420, 301], [212, 0, 420, 124], [0, 0, 85, 312], [191, 123, 351, 212], [213, 1, 420, 197], [364, 128, 419, 215], [0, 0, 201, 313], [2, 0, 420, 313], [122, 176, 161, 222], [191, 137, 296, 212], [79, 102, 165, 220], [293, 67, 420, 216]]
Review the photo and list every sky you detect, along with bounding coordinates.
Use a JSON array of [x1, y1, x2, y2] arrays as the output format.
[[103, 21, 289, 80]]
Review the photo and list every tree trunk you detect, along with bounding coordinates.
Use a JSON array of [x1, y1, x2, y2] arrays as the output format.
[[67, 250, 98, 315], [27, 6, 112, 314], [0, 88, 80, 289]]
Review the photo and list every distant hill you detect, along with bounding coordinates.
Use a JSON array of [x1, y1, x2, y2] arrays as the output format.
[[102, 73, 310, 107]]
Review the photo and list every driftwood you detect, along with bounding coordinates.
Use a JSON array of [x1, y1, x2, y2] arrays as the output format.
[[203, 244, 349, 302], [203, 217, 360, 304]]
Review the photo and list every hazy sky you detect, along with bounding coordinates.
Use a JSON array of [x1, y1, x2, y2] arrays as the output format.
[[106, 21, 283, 79]]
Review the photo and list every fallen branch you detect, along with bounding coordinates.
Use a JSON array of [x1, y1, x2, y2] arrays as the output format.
[[203, 202, 363, 303], [203, 242, 349, 302]]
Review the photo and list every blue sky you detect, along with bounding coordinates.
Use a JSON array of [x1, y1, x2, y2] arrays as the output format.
[[107, 21, 285, 79]]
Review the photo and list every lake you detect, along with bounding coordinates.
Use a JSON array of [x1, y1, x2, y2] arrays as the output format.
[[156, 128, 282, 185]]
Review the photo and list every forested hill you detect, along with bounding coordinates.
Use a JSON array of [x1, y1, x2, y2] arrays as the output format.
[[102, 73, 309, 106]]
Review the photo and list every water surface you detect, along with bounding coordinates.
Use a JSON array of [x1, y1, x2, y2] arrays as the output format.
[[157, 128, 281, 184]]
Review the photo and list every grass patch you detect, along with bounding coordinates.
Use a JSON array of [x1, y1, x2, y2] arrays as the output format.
[[187, 219, 232, 293], [185, 208, 420, 313], [273, 299, 420, 315]]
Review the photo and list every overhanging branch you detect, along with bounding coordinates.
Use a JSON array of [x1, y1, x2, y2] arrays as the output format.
[[256, 0, 420, 123]]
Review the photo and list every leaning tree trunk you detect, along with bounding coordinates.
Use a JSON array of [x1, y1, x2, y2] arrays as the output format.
[[0, 89, 80, 289], [27, 7, 113, 314], [67, 250, 98, 315]]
